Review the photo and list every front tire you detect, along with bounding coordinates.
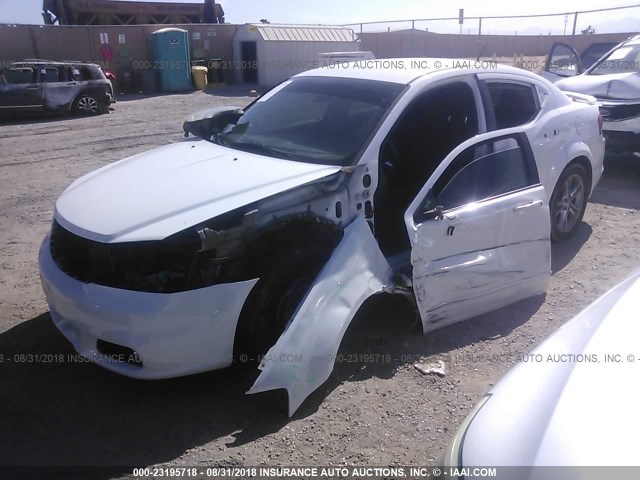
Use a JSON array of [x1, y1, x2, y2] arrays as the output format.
[[233, 246, 332, 362], [550, 163, 588, 242]]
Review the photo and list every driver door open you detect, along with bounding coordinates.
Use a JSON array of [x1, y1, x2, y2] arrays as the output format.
[[405, 130, 551, 333]]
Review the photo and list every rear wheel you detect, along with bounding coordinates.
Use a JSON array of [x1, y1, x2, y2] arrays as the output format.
[[233, 246, 332, 362], [74, 95, 102, 115], [550, 164, 588, 242]]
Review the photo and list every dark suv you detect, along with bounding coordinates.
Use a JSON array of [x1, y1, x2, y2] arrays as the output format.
[[0, 60, 114, 116]]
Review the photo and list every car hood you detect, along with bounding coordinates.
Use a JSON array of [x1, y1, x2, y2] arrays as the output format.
[[460, 269, 640, 467], [556, 72, 640, 100], [55, 138, 342, 243]]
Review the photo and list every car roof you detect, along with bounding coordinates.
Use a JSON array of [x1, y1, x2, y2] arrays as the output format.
[[9, 59, 100, 68], [295, 57, 536, 85]]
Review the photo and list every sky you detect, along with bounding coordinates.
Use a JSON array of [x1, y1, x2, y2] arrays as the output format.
[[0, 0, 639, 35]]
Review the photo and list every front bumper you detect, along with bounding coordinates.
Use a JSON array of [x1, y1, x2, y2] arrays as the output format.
[[39, 234, 258, 379], [603, 129, 640, 154], [599, 100, 640, 153]]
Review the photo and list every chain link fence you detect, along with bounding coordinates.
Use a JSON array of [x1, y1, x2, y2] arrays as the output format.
[[344, 4, 640, 36]]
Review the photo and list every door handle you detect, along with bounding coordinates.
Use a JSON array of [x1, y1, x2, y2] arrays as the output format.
[[513, 200, 543, 212], [66, 82, 77, 86], [26, 86, 39, 90]]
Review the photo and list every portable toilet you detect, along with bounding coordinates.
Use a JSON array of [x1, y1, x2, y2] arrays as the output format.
[[152, 28, 192, 92]]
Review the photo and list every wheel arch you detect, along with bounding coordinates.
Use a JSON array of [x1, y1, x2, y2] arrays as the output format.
[[232, 214, 344, 358], [562, 139, 594, 195], [564, 155, 593, 196], [240, 214, 344, 272]]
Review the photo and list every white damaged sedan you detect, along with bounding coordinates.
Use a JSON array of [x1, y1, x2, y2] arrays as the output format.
[[39, 59, 605, 415]]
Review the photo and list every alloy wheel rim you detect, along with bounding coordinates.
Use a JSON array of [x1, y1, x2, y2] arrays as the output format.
[[554, 173, 584, 233], [78, 97, 98, 113]]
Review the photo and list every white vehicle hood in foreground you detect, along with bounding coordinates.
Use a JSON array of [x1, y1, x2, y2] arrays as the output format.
[[556, 72, 640, 100], [55, 139, 342, 243], [461, 269, 640, 467]]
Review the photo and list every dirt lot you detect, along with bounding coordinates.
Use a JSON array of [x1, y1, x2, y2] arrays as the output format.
[[1, 88, 639, 477]]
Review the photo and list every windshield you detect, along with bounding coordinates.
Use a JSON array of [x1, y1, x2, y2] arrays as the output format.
[[214, 76, 405, 166], [589, 43, 640, 75]]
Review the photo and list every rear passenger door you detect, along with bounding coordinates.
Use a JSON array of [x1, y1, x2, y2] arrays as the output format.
[[40, 67, 77, 110], [405, 130, 551, 333]]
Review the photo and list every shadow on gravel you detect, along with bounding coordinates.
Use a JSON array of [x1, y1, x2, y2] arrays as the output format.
[[203, 85, 261, 98], [589, 154, 640, 210], [551, 222, 592, 274], [1, 293, 544, 471], [0, 313, 288, 474], [115, 85, 262, 102], [0, 112, 79, 126], [296, 292, 544, 418]]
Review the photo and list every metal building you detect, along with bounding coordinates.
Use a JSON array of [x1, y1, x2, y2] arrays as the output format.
[[231, 24, 359, 86], [42, 0, 225, 26]]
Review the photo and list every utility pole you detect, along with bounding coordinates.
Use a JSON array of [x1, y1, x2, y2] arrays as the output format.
[[564, 14, 568, 35]]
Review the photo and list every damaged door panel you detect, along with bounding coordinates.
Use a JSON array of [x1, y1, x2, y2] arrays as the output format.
[[40, 67, 75, 110], [405, 130, 551, 333], [247, 216, 392, 416]]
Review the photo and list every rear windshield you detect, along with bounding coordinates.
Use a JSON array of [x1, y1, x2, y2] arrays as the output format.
[[213, 76, 405, 167]]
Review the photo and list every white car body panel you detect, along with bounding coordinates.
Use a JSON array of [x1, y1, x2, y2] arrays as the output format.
[[248, 216, 392, 416], [475, 73, 604, 198], [56, 138, 342, 243], [39, 234, 259, 379], [556, 71, 640, 100], [458, 269, 640, 467]]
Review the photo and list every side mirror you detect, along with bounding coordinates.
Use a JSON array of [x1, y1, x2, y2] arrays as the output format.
[[183, 106, 244, 139], [422, 204, 444, 220], [546, 44, 580, 77]]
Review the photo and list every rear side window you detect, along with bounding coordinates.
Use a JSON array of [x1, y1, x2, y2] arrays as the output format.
[[87, 66, 106, 80], [486, 82, 539, 129], [2, 68, 35, 84], [78, 67, 95, 81], [41, 68, 61, 83]]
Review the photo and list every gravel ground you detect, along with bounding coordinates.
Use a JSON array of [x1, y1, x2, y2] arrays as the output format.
[[0, 88, 639, 478]]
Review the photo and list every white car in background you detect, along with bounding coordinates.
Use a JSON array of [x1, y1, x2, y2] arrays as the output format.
[[540, 41, 618, 83], [441, 269, 640, 472], [544, 35, 640, 156], [39, 59, 604, 415]]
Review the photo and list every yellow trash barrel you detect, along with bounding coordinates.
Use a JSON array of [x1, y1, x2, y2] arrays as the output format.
[[191, 66, 209, 90]]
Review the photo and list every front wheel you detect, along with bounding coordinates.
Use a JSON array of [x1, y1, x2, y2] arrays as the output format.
[[233, 246, 332, 362], [74, 95, 102, 115], [550, 164, 588, 242]]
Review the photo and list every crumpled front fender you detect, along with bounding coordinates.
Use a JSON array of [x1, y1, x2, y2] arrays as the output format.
[[247, 216, 392, 416]]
